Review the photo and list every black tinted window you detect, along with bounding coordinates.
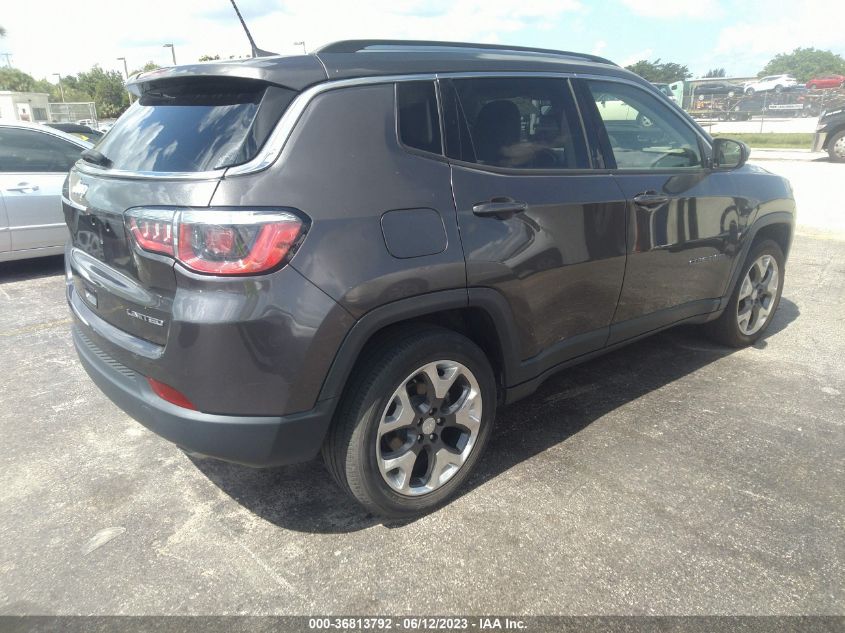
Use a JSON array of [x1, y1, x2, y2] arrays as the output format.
[[95, 80, 295, 172], [0, 127, 83, 173], [443, 77, 589, 170], [397, 81, 442, 155]]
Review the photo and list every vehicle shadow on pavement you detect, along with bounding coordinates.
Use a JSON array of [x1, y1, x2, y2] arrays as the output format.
[[191, 297, 799, 534], [0, 255, 65, 284]]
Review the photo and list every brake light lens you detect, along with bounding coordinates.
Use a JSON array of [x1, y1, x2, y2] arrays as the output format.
[[127, 209, 177, 256], [125, 208, 305, 275]]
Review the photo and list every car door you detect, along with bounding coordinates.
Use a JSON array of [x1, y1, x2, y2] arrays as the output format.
[[441, 76, 628, 376], [0, 126, 84, 252], [573, 78, 748, 344], [0, 192, 10, 254]]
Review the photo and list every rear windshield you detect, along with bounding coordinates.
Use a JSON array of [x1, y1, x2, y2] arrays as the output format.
[[95, 79, 295, 173]]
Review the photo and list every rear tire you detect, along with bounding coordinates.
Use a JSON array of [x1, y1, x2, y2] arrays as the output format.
[[705, 239, 785, 347], [322, 326, 496, 518]]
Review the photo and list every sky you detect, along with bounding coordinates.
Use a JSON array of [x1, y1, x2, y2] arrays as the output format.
[[1, 0, 844, 82]]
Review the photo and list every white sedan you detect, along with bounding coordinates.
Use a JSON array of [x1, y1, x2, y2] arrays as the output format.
[[0, 120, 91, 262]]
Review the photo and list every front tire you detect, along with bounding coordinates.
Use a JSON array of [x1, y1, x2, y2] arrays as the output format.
[[323, 326, 496, 518], [705, 239, 785, 347], [828, 130, 845, 163]]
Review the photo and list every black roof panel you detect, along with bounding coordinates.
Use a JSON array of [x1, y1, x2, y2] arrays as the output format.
[[127, 40, 639, 95]]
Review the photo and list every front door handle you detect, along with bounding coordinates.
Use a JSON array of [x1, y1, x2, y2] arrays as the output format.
[[472, 198, 527, 219], [633, 192, 669, 207], [6, 182, 40, 193]]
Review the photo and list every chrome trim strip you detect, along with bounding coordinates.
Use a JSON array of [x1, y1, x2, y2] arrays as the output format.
[[74, 161, 226, 181], [14, 222, 67, 230]]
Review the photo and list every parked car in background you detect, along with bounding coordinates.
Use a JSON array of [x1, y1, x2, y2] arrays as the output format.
[[692, 81, 743, 97], [44, 122, 104, 143], [806, 74, 845, 89], [64, 40, 795, 517], [0, 120, 90, 262], [744, 75, 798, 95], [651, 83, 677, 103], [812, 106, 845, 162]]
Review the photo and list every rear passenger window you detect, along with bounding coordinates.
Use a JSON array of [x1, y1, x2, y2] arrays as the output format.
[[396, 81, 442, 155], [0, 127, 82, 173], [442, 77, 589, 170]]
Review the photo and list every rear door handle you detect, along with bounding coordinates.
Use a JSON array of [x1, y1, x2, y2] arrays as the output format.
[[633, 192, 669, 207], [6, 182, 40, 193], [472, 198, 527, 219]]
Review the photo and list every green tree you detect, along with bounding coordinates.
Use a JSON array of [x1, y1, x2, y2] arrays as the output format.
[[704, 68, 726, 78], [0, 67, 40, 91], [74, 66, 129, 118], [625, 59, 691, 83], [131, 61, 161, 75], [0, 65, 129, 117], [759, 48, 845, 82], [198, 54, 221, 62]]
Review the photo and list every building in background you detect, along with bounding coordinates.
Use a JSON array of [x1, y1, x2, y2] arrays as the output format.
[[0, 91, 50, 122]]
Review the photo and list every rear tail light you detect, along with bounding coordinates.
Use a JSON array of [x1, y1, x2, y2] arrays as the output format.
[[127, 209, 177, 256], [125, 208, 305, 275]]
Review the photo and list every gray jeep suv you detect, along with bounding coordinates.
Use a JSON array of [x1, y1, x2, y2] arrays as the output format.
[[64, 40, 795, 517]]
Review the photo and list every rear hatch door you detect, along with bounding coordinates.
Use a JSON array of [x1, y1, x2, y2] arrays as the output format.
[[64, 76, 298, 346]]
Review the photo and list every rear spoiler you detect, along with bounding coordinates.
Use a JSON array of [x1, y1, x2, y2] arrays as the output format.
[[126, 55, 328, 96]]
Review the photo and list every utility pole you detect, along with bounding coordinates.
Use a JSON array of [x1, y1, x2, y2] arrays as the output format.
[[163, 43, 176, 65], [53, 73, 65, 102], [0, 53, 11, 67], [294, 41, 306, 54], [117, 56, 132, 104]]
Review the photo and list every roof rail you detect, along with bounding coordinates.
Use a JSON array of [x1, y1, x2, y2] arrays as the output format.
[[314, 39, 618, 67]]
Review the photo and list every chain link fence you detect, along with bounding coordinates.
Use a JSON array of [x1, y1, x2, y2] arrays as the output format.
[[48, 102, 98, 124]]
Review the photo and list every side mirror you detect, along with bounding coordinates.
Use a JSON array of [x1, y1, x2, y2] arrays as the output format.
[[712, 137, 749, 169]]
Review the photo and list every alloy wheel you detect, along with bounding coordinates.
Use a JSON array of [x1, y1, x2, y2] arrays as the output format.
[[376, 360, 482, 496], [736, 254, 779, 336]]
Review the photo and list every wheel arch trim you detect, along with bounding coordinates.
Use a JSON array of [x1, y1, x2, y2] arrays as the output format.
[[316, 287, 523, 404], [721, 211, 794, 311]]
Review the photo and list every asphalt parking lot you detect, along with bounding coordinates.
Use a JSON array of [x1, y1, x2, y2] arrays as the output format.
[[1, 159, 843, 616]]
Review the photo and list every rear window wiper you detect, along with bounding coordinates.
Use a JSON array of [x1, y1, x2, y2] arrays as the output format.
[[81, 148, 113, 168]]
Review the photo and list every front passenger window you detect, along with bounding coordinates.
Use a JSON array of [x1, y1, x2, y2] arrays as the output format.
[[585, 80, 702, 170]]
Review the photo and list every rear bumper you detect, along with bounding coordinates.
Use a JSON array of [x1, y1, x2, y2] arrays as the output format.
[[72, 324, 335, 467], [812, 132, 827, 153]]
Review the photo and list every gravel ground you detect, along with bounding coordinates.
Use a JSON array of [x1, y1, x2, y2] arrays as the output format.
[[0, 161, 843, 616]]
